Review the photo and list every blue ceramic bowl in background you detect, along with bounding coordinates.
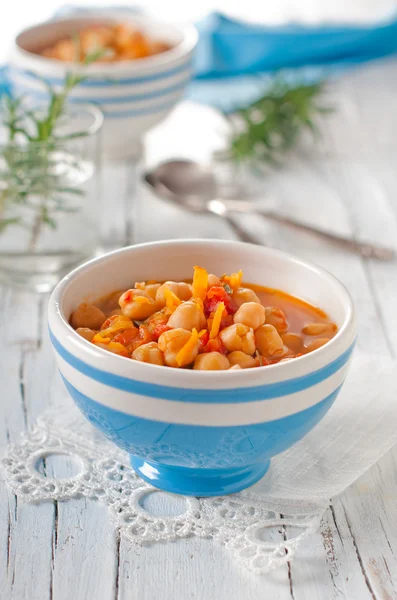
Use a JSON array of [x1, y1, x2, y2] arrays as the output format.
[[48, 240, 356, 496], [8, 12, 197, 160]]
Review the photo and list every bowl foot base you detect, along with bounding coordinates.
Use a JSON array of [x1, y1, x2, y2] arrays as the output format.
[[129, 457, 271, 496]]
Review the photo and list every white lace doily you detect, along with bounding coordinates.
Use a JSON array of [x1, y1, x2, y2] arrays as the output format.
[[2, 355, 397, 574], [2, 406, 323, 574]]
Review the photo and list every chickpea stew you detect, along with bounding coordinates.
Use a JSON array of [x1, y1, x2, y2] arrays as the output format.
[[39, 23, 171, 63], [70, 266, 338, 370]]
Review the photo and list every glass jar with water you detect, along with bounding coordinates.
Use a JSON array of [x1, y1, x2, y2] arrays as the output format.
[[0, 104, 103, 292]]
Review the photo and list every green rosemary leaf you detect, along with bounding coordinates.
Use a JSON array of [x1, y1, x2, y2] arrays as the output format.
[[72, 32, 81, 63], [41, 208, 57, 229], [0, 48, 105, 246], [83, 47, 108, 65], [57, 187, 85, 196], [225, 77, 332, 164], [54, 130, 90, 141], [52, 197, 79, 212], [0, 217, 21, 232]]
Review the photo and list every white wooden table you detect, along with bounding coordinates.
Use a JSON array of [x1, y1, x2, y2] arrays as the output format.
[[2, 58, 397, 600]]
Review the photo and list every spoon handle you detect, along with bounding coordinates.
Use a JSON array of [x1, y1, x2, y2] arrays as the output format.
[[223, 215, 262, 245], [257, 210, 395, 261]]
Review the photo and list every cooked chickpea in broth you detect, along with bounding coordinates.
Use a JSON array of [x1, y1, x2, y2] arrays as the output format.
[[69, 266, 338, 370], [38, 23, 171, 63]]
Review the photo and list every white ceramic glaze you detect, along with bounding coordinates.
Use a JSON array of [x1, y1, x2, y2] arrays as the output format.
[[8, 13, 197, 159], [48, 239, 356, 423], [48, 240, 356, 495]]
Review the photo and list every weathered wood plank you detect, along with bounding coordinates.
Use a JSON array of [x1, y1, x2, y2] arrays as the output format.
[[3, 62, 397, 599], [0, 289, 54, 600]]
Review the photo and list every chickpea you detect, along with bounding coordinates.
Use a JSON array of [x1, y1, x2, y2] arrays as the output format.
[[234, 302, 266, 330], [145, 283, 161, 301], [70, 303, 106, 330], [135, 282, 161, 301], [193, 352, 230, 371], [132, 342, 164, 366], [219, 323, 256, 355], [119, 289, 157, 320], [233, 287, 261, 308], [304, 338, 330, 353], [265, 307, 288, 334], [95, 341, 129, 357], [255, 324, 285, 357], [158, 328, 199, 367], [52, 40, 75, 61], [229, 364, 242, 370], [98, 290, 123, 313], [113, 23, 133, 50], [76, 327, 96, 342], [208, 273, 221, 287], [281, 333, 303, 354], [227, 351, 257, 369], [167, 301, 206, 331], [80, 30, 109, 54], [302, 322, 337, 336], [156, 282, 192, 307]]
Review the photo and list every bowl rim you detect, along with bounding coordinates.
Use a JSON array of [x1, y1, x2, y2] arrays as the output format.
[[12, 14, 198, 73], [48, 239, 356, 380]]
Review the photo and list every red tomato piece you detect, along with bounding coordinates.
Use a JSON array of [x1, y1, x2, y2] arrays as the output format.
[[138, 325, 152, 344], [113, 328, 139, 347], [204, 286, 237, 317], [100, 315, 119, 330], [202, 336, 227, 355], [198, 331, 209, 352], [220, 314, 234, 329], [151, 323, 170, 341], [145, 310, 170, 340]]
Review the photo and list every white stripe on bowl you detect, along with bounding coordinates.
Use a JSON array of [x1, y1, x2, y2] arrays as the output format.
[[11, 84, 185, 112], [56, 353, 351, 427], [9, 66, 193, 98]]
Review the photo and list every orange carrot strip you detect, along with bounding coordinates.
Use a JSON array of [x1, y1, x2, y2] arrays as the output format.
[[192, 266, 208, 301], [92, 333, 111, 344], [107, 341, 129, 357], [210, 302, 225, 339], [100, 319, 134, 338], [224, 270, 243, 291], [134, 296, 151, 305], [164, 286, 182, 311], [176, 328, 199, 366]]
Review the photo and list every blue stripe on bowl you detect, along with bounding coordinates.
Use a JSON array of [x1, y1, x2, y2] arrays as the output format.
[[64, 374, 341, 444], [10, 60, 192, 87], [49, 328, 355, 403], [100, 100, 180, 118], [12, 76, 191, 105], [8, 92, 179, 119]]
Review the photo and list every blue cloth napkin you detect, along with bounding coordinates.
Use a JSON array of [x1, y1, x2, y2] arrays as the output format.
[[189, 11, 397, 109], [3, 9, 397, 110], [195, 12, 397, 79]]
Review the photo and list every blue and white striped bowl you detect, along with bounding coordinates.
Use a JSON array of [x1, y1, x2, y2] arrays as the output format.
[[48, 240, 356, 496], [8, 13, 197, 159]]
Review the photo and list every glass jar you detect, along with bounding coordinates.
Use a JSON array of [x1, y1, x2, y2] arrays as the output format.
[[0, 104, 103, 292]]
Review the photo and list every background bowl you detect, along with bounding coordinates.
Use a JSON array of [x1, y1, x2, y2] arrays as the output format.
[[48, 240, 356, 496], [8, 13, 197, 160]]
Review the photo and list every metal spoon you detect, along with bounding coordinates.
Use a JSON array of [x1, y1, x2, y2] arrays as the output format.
[[144, 166, 260, 245], [144, 160, 395, 261]]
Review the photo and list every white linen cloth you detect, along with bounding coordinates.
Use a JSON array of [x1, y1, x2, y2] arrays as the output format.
[[2, 354, 397, 574]]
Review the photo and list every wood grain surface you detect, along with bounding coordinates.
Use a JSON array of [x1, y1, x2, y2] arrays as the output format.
[[1, 58, 397, 600]]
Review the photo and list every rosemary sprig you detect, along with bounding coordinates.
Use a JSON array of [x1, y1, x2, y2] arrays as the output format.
[[223, 78, 332, 168], [0, 48, 105, 246]]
